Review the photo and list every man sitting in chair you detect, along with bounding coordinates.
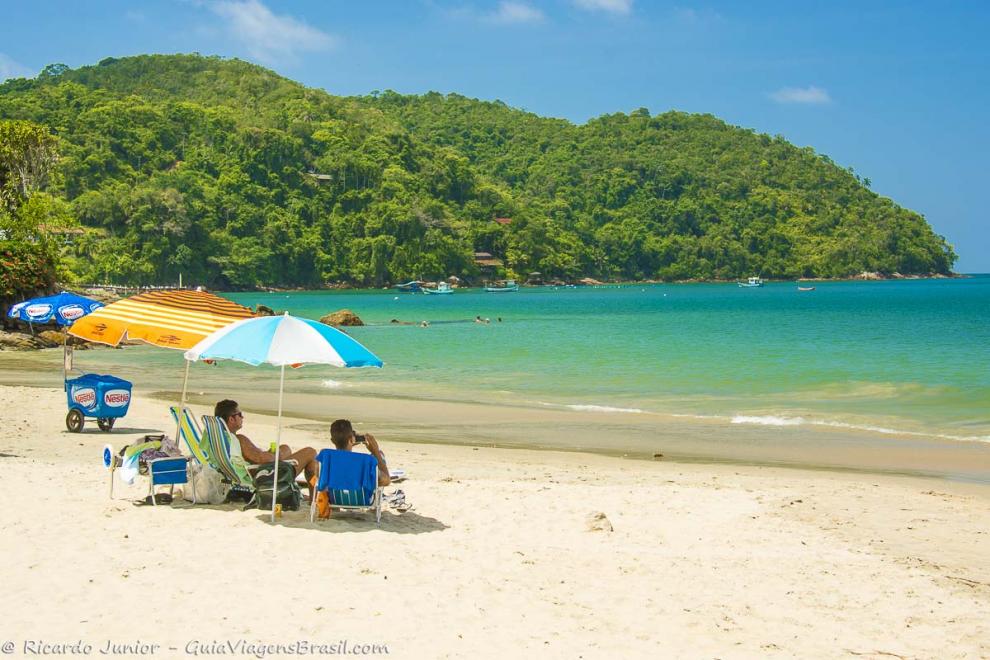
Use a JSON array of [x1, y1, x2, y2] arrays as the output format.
[[214, 399, 319, 495], [329, 419, 391, 487]]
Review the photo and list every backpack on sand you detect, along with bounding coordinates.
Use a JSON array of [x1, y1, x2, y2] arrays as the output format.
[[250, 461, 301, 511]]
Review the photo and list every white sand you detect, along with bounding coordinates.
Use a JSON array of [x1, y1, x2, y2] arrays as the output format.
[[0, 384, 988, 659]]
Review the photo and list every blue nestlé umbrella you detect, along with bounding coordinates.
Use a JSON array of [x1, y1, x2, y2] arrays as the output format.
[[8, 291, 105, 384], [7, 291, 104, 327], [184, 313, 383, 521]]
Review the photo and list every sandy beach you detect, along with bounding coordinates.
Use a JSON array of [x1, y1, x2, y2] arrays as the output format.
[[1, 383, 989, 658]]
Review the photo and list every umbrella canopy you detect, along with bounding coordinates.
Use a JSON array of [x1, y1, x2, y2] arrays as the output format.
[[68, 289, 254, 350], [184, 313, 383, 521], [7, 291, 103, 326], [184, 313, 383, 368]]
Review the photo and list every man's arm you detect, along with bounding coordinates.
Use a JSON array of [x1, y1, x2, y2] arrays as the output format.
[[363, 433, 391, 486], [236, 433, 275, 464]]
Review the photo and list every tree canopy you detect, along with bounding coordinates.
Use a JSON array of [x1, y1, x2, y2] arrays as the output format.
[[0, 54, 956, 288]]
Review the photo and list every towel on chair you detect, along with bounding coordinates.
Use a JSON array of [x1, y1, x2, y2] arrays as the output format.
[[316, 449, 378, 502]]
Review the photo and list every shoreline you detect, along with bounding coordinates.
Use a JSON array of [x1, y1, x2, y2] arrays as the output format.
[[0, 340, 988, 485], [8, 363, 988, 485], [64, 271, 973, 295]]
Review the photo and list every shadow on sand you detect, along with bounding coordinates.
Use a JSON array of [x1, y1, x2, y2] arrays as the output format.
[[128, 496, 447, 535], [254, 509, 449, 534]]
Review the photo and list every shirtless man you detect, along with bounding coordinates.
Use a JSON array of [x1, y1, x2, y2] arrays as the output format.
[[214, 399, 319, 494]]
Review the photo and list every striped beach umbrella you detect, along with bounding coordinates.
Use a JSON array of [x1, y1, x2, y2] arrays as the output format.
[[185, 313, 383, 521], [67, 289, 254, 350], [68, 289, 255, 405]]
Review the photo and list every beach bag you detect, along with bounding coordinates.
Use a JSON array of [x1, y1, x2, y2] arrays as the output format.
[[251, 461, 301, 511], [183, 462, 229, 505]]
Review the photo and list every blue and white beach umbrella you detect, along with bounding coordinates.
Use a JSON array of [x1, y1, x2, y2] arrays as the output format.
[[184, 313, 383, 368], [7, 291, 103, 326], [184, 313, 383, 521]]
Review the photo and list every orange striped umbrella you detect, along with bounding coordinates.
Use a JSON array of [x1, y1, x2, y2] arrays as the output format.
[[68, 289, 255, 350]]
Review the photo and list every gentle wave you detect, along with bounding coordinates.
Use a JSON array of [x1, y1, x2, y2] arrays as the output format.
[[731, 415, 804, 427], [541, 402, 647, 414], [321, 379, 347, 389], [731, 414, 990, 444]]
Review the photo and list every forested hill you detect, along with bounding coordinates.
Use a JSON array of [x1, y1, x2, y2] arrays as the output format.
[[0, 54, 955, 288]]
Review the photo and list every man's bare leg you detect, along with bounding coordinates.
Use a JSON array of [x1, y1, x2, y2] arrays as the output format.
[[285, 447, 318, 498]]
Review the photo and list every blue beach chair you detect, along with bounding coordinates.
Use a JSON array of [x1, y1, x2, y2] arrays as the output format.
[[310, 448, 383, 524], [147, 457, 189, 506]]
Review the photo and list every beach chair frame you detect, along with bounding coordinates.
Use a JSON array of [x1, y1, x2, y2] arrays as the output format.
[[146, 456, 190, 506], [309, 449, 383, 525]]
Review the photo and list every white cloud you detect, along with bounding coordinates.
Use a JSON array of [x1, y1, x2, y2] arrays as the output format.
[[0, 53, 33, 81], [573, 0, 632, 15], [488, 1, 544, 24], [770, 85, 832, 105], [209, 0, 336, 64]]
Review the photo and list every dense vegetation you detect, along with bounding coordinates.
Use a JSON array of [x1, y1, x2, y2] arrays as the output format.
[[0, 54, 955, 288], [0, 119, 65, 309]]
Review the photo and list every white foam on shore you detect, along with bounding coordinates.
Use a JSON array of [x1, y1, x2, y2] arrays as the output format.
[[321, 379, 347, 389], [731, 414, 990, 444], [539, 402, 647, 414], [566, 404, 646, 414], [731, 415, 805, 427]]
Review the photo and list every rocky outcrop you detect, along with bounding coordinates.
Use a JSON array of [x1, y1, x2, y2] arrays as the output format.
[[0, 331, 50, 351], [37, 330, 67, 347], [255, 304, 276, 316], [320, 309, 364, 326]]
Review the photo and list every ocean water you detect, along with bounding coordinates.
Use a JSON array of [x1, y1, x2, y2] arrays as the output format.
[[2, 277, 988, 475], [224, 277, 990, 444]]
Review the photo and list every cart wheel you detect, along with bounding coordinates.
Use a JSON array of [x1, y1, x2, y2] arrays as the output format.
[[66, 409, 84, 433], [97, 417, 115, 432]]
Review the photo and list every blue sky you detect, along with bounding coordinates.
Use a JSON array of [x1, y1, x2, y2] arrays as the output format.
[[2, 1, 987, 271]]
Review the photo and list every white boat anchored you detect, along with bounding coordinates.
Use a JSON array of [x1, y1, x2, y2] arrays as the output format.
[[423, 282, 454, 295], [485, 279, 519, 293], [737, 276, 764, 288]]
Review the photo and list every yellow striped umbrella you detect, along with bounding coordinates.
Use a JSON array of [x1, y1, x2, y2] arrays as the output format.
[[68, 289, 257, 408], [68, 289, 255, 350]]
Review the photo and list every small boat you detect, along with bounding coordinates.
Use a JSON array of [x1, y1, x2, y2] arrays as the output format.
[[485, 279, 519, 293], [394, 281, 423, 293], [737, 276, 764, 288], [423, 282, 454, 295], [797, 286, 816, 292]]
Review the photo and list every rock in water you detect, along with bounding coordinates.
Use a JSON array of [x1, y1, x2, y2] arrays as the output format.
[[320, 309, 364, 326], [585, 511, 613, 532], [255, 304, 275, 316]]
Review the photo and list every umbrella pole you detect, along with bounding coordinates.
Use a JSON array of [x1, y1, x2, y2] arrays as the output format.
[[180, 360, 190, 406], [175, 360, 191, 451], [271, 363, 285, 523]]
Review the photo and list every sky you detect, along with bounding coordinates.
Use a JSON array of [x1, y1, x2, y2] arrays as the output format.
[[2, 1, 988, 272]]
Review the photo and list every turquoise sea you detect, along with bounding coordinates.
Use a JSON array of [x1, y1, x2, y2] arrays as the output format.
[[1, 277, 988, 478], [230, 277, 990, 442]]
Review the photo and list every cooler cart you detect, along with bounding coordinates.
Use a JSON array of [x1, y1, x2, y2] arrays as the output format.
[[65, 373, 133, 432]]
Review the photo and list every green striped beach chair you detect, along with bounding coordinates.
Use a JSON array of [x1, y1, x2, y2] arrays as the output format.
[[200, 415, 256, 495], [169, 406, 210, 465]]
